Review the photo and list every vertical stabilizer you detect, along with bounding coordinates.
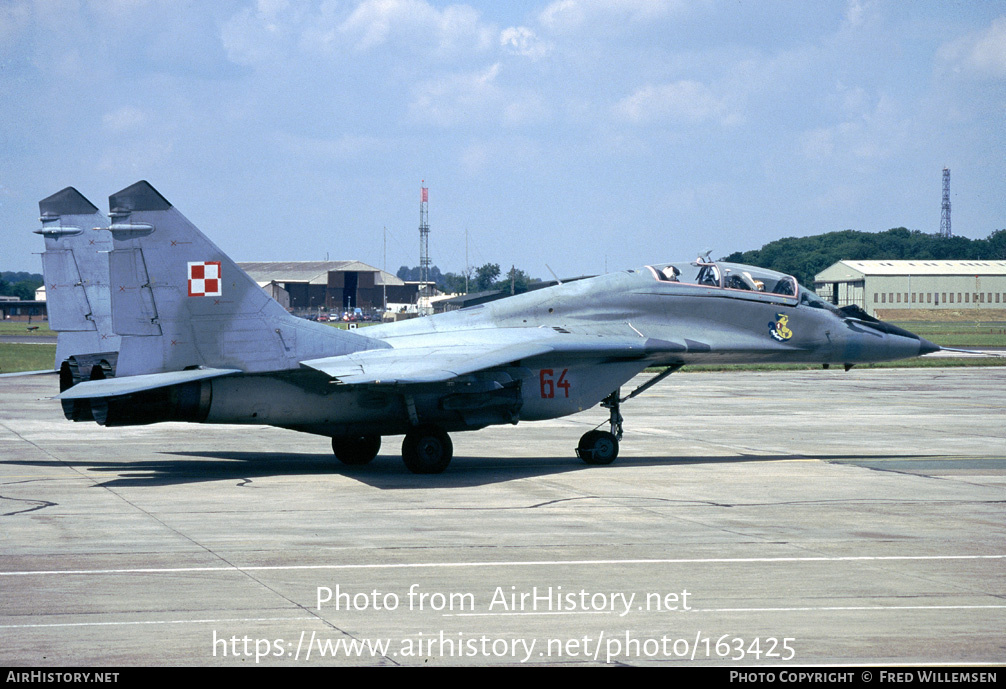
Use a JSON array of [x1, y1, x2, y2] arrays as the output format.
[[36, 187, 120, 371], [105, 181, 383, 377]]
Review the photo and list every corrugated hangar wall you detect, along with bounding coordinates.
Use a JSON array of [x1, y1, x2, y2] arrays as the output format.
[[815, 260, 1006, 317]]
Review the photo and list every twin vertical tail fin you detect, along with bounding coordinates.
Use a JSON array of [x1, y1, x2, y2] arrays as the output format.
[[103, 181, 379, 377]]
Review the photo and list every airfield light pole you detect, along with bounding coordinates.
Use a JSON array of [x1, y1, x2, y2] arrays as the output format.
[[940, 168, 952, 238], [419, 182, 430, 309]]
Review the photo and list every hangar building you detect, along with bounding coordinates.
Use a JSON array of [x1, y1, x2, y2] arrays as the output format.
[[237, 261, 422, 312], [814, 260, 1006, 316]]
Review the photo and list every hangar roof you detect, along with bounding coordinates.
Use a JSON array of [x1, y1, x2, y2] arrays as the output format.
[[817, 260, 1006, 281], [238, 261, 404, 286]]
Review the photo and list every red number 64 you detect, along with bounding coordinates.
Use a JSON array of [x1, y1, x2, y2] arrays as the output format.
[[539, 368, 570, 398]]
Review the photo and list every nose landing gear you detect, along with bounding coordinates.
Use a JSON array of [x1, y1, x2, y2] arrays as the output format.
[[575, 389, 622, 464], [575, 365, 683, 466]]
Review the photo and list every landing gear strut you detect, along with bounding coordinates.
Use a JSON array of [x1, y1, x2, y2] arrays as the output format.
[[402, 425, 453, 474], [331, 435, 381, 465], [601, 389, 623, 440], [575, 365, 684, 466]]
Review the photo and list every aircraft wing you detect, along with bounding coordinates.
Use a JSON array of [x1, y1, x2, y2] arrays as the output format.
[[301, 328, 687, 385], [301, 341, 553, 384]]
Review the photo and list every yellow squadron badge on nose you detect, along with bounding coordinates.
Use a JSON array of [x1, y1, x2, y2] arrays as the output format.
[[769, 313, 793, 341]]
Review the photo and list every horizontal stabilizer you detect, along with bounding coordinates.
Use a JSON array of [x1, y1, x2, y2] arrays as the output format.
[[57, 367, 241, 400]]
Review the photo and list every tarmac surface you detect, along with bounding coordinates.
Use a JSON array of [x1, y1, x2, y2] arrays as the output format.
[[1, 367, 1004, 667]]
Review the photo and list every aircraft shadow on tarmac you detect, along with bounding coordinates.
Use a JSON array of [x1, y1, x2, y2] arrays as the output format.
[[2, 451, 946, 490]]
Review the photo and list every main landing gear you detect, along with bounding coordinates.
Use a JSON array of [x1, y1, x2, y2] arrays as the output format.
[[331, 424, 454, 472], [330, 426, 454, 474], [331, 435, 381, 465], [401, 425, 453, 474]]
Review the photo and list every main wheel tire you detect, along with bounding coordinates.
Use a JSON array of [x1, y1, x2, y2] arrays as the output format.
[[331, 435, 381, 465], [577, 430, 619, 465], [402, 426, 453, 474]]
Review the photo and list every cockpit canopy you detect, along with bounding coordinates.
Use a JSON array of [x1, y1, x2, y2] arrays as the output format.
[[646, 259, 845, 314], [648, 260, 798, 297]]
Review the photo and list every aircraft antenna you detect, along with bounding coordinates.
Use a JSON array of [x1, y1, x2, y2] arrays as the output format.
[[419, 182, 430, 310], [545, 264, 563, 285], [939, 167, 952, 238]]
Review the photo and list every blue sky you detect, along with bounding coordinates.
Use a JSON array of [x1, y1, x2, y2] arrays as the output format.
[[2, 0, 1004, 279]]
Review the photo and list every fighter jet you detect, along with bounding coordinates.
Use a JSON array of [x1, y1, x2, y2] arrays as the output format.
[[47, 181, 939, 473]]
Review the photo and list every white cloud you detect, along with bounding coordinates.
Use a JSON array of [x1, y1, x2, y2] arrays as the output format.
[[939, 16, 1006, 79], [797, 92, 907, 163], [844, 0, 867, 29], [409, 62, 502, 126], [500, 26, 551, 60], [408, 62, 551, 128], [222, 0, 308, 66], [614, 81, 738, 126], [338, 0, 493, 55], [538, 0, 687, 33], [223, 0, 495, 65]]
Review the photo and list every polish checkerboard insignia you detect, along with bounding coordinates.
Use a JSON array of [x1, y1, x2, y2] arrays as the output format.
[[188, 261, 222, 297]]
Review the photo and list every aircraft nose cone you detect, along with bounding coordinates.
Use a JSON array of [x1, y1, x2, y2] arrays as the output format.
[[918, 337, 940, 356]]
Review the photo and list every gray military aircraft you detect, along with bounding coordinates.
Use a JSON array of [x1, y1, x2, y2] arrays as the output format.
[[44, 181, 939, 473]]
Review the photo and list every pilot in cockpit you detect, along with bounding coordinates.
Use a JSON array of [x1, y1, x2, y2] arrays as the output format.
[[724, 270, 766, 291], [661, 265, 680, 281]]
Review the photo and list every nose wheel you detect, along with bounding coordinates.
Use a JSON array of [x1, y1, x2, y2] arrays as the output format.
[[576, 389, 622, 464], [576, 429, 619, 464]]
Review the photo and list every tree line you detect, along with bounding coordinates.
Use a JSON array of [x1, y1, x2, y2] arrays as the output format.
[[722, 228, 1006, 288], [396, 263, 542, 295], [0, 272, 43, 301], [399, 228, 1006, 296]]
